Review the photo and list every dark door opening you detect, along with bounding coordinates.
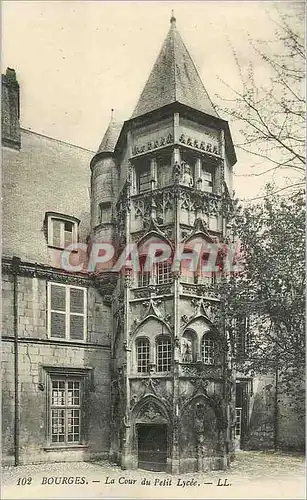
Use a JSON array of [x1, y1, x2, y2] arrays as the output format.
[[137, 424, 167, 471]]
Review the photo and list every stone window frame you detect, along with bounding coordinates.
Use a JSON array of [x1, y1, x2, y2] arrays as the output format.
[[47, 282, 87, 342], [43, 366, 92, 450], [45, 211, 80, 250]]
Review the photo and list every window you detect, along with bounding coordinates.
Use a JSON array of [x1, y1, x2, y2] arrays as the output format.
[[48, 283, 87, 341], [200, 165, 213, 193], [138, 257, 151, 287], [99, 202, 111, 224], [201, 335, 215, 365], [136, 339, 150, 373], [46, 212, 79, 249], [156, 261, 172, 284], [137, 166, 151, 193], [157, 161, 172, 187], [50, 378, 82, 445], [156, 337, 172, 372], [198, 253, 216, 285], [180, 251, 196, 283]]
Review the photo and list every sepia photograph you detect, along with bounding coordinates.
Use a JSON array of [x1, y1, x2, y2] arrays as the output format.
[[1, 1, 305, 499]]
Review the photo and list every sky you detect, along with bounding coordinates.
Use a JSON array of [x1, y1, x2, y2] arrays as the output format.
[[2, 1, 305, 200]]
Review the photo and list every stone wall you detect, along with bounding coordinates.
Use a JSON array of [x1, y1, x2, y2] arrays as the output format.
[[2, 272, 112, 465], [2, 129, 93, 265]]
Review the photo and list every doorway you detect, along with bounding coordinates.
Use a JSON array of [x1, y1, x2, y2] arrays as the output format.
[[137, 424, 167, 471]]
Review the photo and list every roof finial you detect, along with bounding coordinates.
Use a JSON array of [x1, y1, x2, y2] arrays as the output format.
[[111, 108, 114, 120], [170, 10, 176, 26]]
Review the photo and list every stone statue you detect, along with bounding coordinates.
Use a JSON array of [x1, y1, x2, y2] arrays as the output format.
[[181, 163, 194, 187], [182, 338, 193, 362]]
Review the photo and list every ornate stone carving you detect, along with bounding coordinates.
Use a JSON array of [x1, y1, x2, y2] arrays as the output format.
[[178, 133, 219, 155], [142, 404, 163, 421], [132, 133, 173, 156], [142, 297, 163, 319]]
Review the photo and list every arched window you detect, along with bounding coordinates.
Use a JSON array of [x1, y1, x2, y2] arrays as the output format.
[[201, 334, 215, 365], [136, 338, 150, 373], [156, 337, 172, 372]]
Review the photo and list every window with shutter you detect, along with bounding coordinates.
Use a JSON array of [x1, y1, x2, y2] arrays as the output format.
[[48, 283, 87, 341]]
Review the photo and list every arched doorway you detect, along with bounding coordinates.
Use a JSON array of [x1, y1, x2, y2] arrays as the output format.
[[133, 398, 170, 472]]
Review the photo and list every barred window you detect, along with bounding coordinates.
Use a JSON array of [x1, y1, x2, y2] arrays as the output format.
[[136, 339, 150, 373], [50, 378, 82, 445], [201, 335, 215, 365], [156, 261, 172, 284], [48, 283, 87, 341], [156, 337, 172, 372]]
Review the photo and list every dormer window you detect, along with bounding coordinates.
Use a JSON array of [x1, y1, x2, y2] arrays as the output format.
[[45, 212, 79, 250]]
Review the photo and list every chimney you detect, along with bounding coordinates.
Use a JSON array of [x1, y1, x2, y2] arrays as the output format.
[[1, 68, 21, 149]]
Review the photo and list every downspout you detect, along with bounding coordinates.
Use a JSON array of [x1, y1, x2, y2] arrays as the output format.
[[274, 355, 279, 451], [12, 256, 21, 466]]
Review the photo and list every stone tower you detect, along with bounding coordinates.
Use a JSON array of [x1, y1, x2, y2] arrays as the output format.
[[91, 14, 237, 473]]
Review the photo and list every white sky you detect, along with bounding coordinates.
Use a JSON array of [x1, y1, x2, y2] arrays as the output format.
[[2, 1, 305, 200]]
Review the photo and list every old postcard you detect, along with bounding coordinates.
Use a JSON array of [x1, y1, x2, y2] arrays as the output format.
[[1, 1, 305, 499]]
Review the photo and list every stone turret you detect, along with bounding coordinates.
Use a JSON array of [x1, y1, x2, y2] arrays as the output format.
[[93, 13, 237, 473], [90, 111, 123, 241]]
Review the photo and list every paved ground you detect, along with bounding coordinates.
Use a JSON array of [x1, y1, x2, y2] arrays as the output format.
[[1, 450, 305, 499]]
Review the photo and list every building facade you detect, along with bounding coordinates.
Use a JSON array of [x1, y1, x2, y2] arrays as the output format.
[[2, 16, 303, 471]]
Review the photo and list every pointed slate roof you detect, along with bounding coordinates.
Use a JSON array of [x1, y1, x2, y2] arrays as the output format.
[[131, 15, 219, 119], [97, 112, 123, 154]]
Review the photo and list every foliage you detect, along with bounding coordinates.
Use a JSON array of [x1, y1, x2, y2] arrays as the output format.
[[222, 186, 305, 411], [218, 10, 305, 194]]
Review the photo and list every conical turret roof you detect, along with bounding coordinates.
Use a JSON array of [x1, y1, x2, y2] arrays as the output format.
[[131, 15, 219, 119], [97, 112, 123, 154]]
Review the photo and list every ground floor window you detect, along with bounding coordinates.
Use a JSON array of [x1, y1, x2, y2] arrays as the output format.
[[45, 368, 91, 447], [50, 377, 82, 444]]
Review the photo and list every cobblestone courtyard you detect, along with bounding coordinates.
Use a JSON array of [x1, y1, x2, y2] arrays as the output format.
[[1, 451, 305, 499]]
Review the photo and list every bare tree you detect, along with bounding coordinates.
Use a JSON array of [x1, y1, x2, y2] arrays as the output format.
[[217, 9, 305, 195]]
